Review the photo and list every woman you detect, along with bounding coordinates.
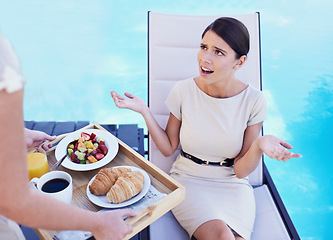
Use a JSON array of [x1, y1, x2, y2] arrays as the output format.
[[0, 33, 136, 240], [111, 17, 301, 240]]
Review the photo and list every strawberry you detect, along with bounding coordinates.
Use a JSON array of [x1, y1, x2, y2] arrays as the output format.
[[99, 145, 108, 155], [81, 132, 91, 141], [95, 153, 105, 160], [90, 133, 96, 141]]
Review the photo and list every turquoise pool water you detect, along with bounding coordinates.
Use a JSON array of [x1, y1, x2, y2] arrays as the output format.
[[1, 1, 332, 239]]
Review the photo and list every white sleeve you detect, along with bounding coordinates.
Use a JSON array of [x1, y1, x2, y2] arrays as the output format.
[[0, 34, 25, 93], [248, 90, 267, 126], [165, 82, 182, 121]]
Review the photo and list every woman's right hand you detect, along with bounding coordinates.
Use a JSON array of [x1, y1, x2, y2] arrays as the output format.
[[110, 90, 148, 115]]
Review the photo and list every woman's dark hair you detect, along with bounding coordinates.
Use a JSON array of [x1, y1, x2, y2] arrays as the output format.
[[202, 17, 249, 59]]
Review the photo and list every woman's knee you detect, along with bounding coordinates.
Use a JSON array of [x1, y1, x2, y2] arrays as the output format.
[[193, 220, 235, 240]]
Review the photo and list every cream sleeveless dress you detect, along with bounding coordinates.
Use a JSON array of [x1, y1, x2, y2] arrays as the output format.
[[166, 78, 266, 240], [0, 33, 26, 240]]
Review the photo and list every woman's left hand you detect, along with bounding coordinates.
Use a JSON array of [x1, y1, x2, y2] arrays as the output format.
[[257, 135, 302, 162]]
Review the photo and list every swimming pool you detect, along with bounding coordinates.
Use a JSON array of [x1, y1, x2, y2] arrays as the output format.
[[1, 1, 332, 239]]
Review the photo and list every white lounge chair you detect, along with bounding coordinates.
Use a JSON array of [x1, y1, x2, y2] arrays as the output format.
[[148, 12, 300, 240]]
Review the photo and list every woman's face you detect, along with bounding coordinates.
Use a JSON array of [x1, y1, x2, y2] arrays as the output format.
[[197, 30, 242, 84]]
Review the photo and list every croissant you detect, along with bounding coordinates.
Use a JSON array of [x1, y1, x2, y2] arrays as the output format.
[[89, 167, 132, 195], [106, 171, 144, 204]]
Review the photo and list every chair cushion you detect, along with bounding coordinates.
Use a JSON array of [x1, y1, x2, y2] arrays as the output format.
[[252, 185, 290, 240], [150, 210, 188, 240], [150, 185, 290, 240]]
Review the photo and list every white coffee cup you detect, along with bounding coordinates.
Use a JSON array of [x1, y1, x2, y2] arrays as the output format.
[[30, 171, 73, 204]]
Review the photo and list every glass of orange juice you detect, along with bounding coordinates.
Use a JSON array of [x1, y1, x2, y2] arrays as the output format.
[[27, 148, 50, 180]]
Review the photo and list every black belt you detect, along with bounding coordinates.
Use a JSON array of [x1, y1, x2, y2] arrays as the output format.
[[180, 150, 234, 167]]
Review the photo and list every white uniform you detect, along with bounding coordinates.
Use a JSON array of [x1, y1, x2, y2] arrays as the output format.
[[166, 78, 266, 240]]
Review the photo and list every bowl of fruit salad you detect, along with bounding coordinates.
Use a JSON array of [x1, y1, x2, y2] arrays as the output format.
[[55, 129, 119, 171]]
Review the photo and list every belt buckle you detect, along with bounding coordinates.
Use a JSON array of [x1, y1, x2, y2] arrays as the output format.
[[219, 160, 226, 166], [202, 160, 209, 165]]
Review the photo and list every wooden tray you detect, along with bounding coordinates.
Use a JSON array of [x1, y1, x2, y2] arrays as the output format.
[[34, 123, 185, 240]]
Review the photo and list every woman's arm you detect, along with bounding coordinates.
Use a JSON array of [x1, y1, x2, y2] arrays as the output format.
[[233, 122, 302, 179], [0, 89, 136, 240], [110, 91, 181, 156]]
